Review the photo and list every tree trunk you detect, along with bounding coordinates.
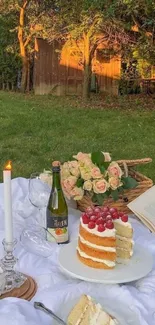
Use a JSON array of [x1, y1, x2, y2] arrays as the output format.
[[18, 2, 28, 93], [83, 63, 91, 99], [82, 34, 92, 99], [21, 56, 28, 93], [26, 57, 30, 92]]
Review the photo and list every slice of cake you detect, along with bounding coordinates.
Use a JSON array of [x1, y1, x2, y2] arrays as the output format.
[[67, 295, 118, 325], [77, 206, 134, 269], [77, 207, 117, 269], [113, 213, 134, 261]]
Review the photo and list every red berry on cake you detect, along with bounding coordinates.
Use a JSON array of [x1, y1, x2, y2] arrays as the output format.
[[106, 215, 112, 221], [100, 211, 107, 218], [121, 214, 128, 222], [97, 224, 105, 232], [94, 207, 101, 214], [119, 212, 124, 217], [101, 206, 109, 213], [96, 217, 104, 225], [90, 215, 97, 222], [86, 207, 94, 216], [88, 221, 96, 229], [112, 212, 119, 219], [105, 220, 114, 229], [82, 214, 90, 224], [94, 211, 101, 218], [109, 207, 117, 214]]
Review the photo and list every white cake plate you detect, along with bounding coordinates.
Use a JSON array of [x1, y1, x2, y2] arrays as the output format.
[[58, 240, 153, 284]]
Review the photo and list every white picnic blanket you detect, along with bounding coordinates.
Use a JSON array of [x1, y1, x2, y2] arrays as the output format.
[[0, 178, 155, 325]]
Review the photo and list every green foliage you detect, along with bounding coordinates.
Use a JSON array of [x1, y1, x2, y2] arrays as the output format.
[[91, 151, 105, 166], [113, 0, 155, 64], [111, 189, 119, 201], [122, 176, 138, 189], [76, 178, 84, 188], [0, 13, 21, 87], [0, 0, 55, 89]]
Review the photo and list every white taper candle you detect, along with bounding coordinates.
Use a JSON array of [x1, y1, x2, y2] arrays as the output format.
[[3, 161, 13, 243]]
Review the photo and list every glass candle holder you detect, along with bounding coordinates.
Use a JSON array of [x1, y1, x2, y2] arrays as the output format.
[[1, 238, 27, 293]]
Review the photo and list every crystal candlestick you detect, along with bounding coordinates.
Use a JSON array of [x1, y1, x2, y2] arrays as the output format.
[[1, 239, 27, 292]]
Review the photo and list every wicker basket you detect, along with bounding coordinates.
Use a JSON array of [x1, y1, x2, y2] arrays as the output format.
[[77, 158, 153, 214]]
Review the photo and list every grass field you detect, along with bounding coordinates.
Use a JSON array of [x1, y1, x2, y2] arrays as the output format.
[[0, 91, 155, 182]]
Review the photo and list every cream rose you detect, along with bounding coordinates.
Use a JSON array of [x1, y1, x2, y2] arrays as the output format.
[[61, 166, 71, 179], [109, 177, 123, 190], [83, 180, 93, 191], [68, 161, 80, 177], [68, 160, 79, 169], [93, 179, 108, 194], [71, 186, 84, 200], [91, 166, 102, 179], [80, 166, 92, 180], [70, 167, 80, 177], [102, 152, 111, 162], [108, 162, 123, 178]]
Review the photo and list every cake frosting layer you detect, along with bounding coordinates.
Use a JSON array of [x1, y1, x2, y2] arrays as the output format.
[[116, 234, 134, 244], [114, 219, 132, 228], [77, 247, 115, 267], [79, 235, 116, 252], [79, 224, 116, 247], [78, 239, 116, 261], [114, 220, 133, 239], [81, 219, 116, 237]]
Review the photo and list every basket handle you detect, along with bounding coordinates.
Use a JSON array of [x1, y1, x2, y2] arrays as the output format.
[[122, 161, 128, 177], [117, 158, 152, 167]]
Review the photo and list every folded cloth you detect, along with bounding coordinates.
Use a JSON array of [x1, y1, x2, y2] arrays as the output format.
[[0, 178, 155, 325]]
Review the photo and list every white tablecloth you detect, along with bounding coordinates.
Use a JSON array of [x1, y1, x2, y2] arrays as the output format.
[[0, 178, 155, 325]]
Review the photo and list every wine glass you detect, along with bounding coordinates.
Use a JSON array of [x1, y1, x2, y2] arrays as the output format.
[[20, 224, 57, 257], [29, 172, 51, 228]]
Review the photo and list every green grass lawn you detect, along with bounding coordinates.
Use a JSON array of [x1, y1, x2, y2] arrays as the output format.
[[0, 91, 155, 182]]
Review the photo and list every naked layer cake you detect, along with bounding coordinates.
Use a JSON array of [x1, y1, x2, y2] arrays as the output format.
[[67, 294, 118, 325], [77, 206, 134, 269]]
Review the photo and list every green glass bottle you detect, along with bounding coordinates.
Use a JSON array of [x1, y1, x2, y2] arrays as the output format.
[[46, 161, 69, 244]]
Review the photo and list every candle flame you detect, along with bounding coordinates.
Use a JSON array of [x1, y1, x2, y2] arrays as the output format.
[[4, 160, 12, 171]]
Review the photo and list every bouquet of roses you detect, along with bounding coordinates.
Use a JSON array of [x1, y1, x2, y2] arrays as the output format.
[[61, 151, 137, 205]]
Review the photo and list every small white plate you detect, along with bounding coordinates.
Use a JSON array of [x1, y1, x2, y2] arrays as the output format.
[[58, 240, 153, 284]]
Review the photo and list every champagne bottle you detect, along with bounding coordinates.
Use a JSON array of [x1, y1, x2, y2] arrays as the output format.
[[46, 161, 69, 244]]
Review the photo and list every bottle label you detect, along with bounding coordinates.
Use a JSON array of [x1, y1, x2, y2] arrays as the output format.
[[47, 216, 68, 244]]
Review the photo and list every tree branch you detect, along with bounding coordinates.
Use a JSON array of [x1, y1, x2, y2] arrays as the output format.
[[87, 17, 100, 38], [24, 33, 33, 47], [23, 0, 28, 10]]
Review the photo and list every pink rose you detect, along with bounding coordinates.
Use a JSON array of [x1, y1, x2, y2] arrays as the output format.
[[73, 152, 90, 161], [109, 177, 123, 190], [93, 179, 108, 194], [61, 176, 77, 199], [91, 166, 102, 179], [71, 186, 84, 200], [73, 152, 92, 166], [108, 162, 123, 178]]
